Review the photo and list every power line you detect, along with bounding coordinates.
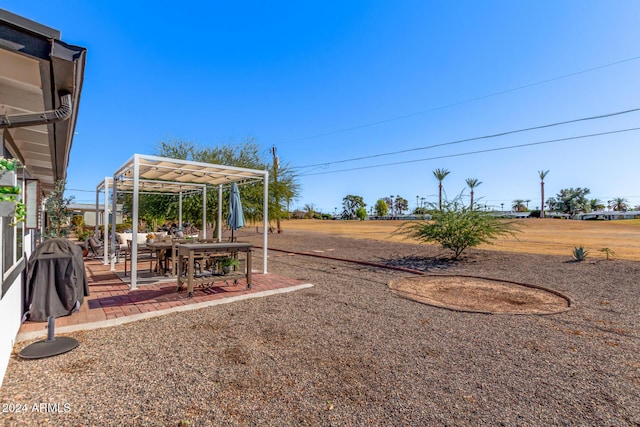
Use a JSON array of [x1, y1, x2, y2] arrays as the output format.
[[292, 107, 640, 170], [277, 55, 640, 145], [298, 127, 640, 177], [66, 188, 95, 193]]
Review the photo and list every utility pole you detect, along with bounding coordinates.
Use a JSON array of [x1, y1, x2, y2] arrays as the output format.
[[271, 146, 281, 232]]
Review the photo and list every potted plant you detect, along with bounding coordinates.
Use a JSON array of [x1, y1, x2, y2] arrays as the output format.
[[0, 157, 17, 186], [0, 157, 25, 225], [0, 186, 25, 225], [219, 256, 240, 275]]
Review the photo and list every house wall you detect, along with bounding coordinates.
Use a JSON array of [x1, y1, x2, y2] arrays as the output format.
[[0, 229, 34, 386], [0, 271, 23, 385]]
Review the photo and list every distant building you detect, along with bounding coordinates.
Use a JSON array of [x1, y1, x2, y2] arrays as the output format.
[[576, 210, 640, 220], [68, 203, 124, 227]]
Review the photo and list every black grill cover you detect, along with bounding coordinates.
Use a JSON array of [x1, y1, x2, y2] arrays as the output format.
[[24, 238, 89, 322]]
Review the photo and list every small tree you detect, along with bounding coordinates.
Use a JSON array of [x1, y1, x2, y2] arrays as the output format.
[[397, 196, 521, 260], [554, 187, 591, 215], [342, 194, 365, 220], [356, 207, 367, 221], [375, 199, 389, 217], [43, 180, 74, 239]]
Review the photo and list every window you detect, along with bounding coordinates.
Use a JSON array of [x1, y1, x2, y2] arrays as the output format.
[[1, 142, 25, 298]]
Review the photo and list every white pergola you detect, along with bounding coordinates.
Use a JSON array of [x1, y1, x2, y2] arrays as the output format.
[[95, 154, 269, 290]]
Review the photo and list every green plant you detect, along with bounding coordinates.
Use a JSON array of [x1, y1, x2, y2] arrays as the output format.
[[115, 223, 132, 233], [220, 256, 240, 268], [0, 186, 21, 195], [397, 196, 521, 260], [0, 184, 25, 225], [42, 180, 73, 239], [76, 227, 91, 242], [356, 207, 367, 221], [72, 215, 85, 227], [599, 247, 616, 260], [0, 157, 17, 172], [572, 246, 589, 261]]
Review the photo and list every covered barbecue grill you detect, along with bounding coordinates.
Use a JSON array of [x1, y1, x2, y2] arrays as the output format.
[[24, 238, 89, 321], [20, 238, 89, 359]]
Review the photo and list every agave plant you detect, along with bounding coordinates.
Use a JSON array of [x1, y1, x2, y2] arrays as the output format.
[[572, 246, 589, 261]]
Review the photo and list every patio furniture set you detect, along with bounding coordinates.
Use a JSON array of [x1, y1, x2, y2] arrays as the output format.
[[86, 235, 253, 298]]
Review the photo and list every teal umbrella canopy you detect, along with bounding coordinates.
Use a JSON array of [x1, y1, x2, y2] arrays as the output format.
[[227, 182, 245, 239]]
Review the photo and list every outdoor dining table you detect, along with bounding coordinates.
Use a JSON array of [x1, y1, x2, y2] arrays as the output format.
[[145, 240, 176, 275], [176, 242, 253, 297]]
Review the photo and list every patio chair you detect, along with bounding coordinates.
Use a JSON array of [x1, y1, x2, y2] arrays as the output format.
[[123, 240, 156, 276], [85, 237, 103, 258]]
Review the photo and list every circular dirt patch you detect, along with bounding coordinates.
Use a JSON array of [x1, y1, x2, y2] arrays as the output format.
[[389, 275, 571, 315]]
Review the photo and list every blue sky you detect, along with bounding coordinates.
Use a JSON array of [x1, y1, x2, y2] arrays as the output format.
[[5, 1, 640, 213]]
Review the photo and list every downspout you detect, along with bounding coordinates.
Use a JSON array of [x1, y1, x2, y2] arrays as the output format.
[[0, 92, 72, 129]]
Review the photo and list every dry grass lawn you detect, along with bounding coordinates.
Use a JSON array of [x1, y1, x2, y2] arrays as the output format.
[[277, 217, 640, 261]]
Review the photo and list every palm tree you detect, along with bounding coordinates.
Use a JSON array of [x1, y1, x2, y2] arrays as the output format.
[[589, 199, 605, 211], [608, 197, 629, 211], [465, 178, 482, 210], [303, 203, 315, 219], [433, 168, 450, 211], [538, 170, 549, 218], [512, 199, 527, 212]]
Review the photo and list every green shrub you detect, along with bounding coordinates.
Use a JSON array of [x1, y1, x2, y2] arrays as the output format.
[[72, 215, 84, 227], [356, 207, 367, 221], [572, 246, 589, 261], [115, 223, 132, 233], [76, 227, 91, 242]]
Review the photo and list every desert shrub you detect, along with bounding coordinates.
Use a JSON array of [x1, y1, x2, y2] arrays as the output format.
[[529, 210, 541, 218], [115, 223, 132, 233], [599, 247, 615, 260], [76, 226, 91, 242], [72, 215, 84, 227], [397, 197, 521, 260], [572, 246, 589, 261]]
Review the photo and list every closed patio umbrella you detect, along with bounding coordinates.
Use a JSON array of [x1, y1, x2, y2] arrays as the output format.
[[227, 182, 245, 241]]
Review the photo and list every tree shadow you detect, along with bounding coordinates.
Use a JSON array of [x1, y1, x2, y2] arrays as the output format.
[[378, 254, 458, 273]]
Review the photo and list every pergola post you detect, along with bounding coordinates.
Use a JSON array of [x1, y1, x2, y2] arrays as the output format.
[[94, 183, 99, 239], [178, 191, 183, 230], [103, 177, 110, 265], [263, 171, 269, 274], [110, 176, 118, 272], [202, 186, 207, 240], [131, 154, 140, 290], [217, 184, 223, 242]]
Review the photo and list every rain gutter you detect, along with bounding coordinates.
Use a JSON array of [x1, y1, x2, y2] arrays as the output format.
[[0, 92, 72, 129]]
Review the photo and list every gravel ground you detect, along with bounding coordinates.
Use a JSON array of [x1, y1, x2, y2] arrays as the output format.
[[1, 230, 639, 426]]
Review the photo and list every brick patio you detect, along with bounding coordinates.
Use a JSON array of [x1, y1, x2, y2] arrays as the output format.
[[17, 257, 310, 341]]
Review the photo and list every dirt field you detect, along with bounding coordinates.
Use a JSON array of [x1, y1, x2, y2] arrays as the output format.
[[276, 218, 640, 261]]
